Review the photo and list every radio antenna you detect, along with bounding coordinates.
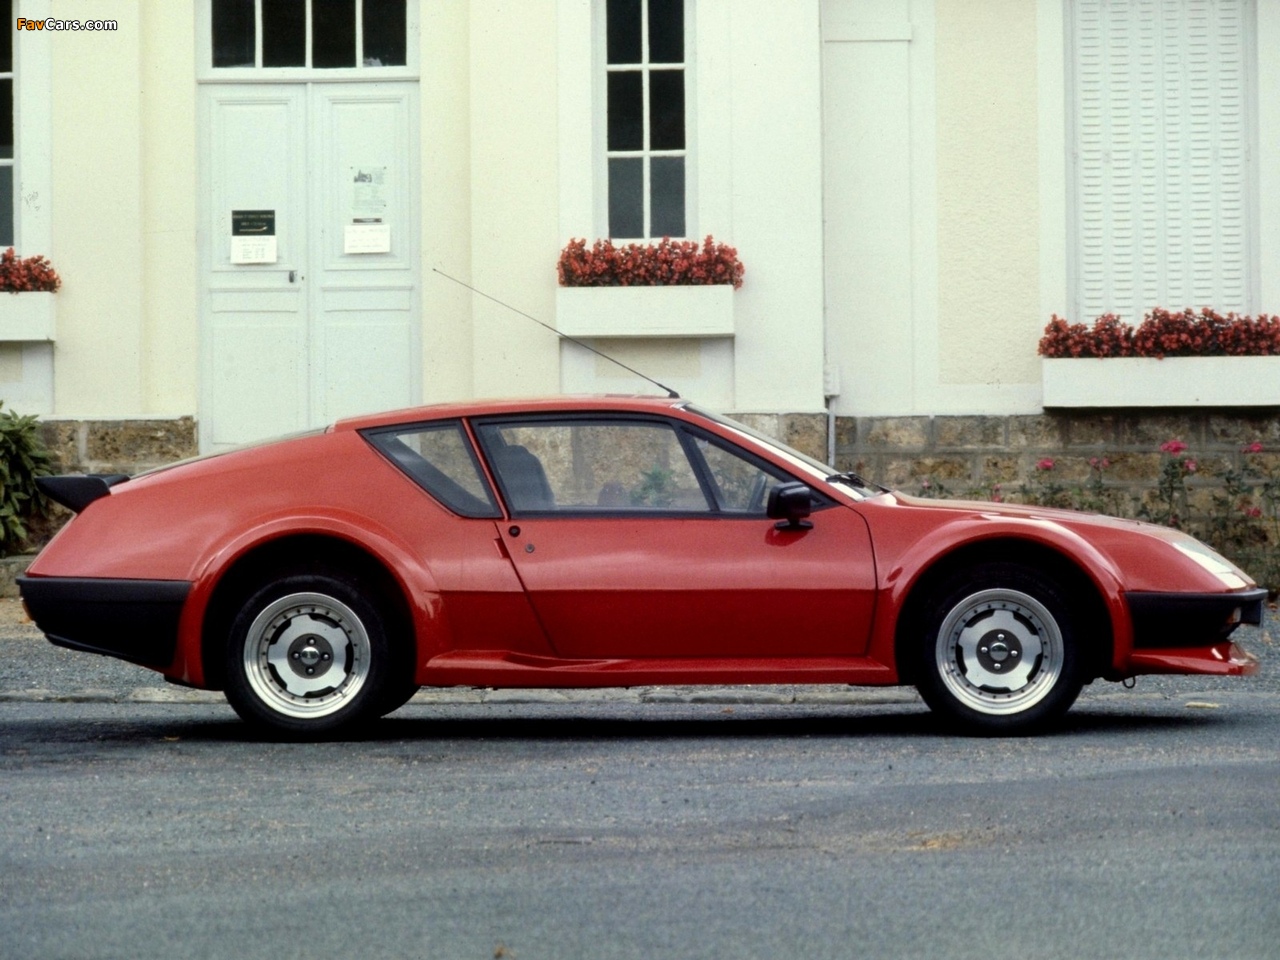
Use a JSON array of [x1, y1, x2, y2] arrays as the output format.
[[432, 268, 680, 399]]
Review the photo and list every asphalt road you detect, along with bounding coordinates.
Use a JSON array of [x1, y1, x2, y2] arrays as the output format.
[[1, 600, 1278, 960]]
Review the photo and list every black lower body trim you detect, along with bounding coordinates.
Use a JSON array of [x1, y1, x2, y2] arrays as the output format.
[[1126, 588, 1267, 649], [17, 576, 192, 668]]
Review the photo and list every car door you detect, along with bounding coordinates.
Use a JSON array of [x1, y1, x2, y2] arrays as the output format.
[[473, 415, 876, 660]]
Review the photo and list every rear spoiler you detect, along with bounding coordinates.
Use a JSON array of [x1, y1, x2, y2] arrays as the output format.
[[36, 474, 131, 513]]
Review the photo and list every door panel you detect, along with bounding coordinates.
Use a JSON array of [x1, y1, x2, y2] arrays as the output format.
[[500, 511, 877, 659], [199, 82, 419, 450], [311, 85, 419, 423], [201, 86, 310, 446]]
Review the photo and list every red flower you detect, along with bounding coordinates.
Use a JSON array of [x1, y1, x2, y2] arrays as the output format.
[[1036, 458, 1055, 471], [1243, 442, 1264, 454], [557, 236, 744, 289], [0, 248, 60, 293], [1160, 439, 1188, 455], [1038, 307, 1280, 358]]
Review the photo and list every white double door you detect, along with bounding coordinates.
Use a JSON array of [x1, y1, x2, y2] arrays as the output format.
[[199, 82, 420, 452]]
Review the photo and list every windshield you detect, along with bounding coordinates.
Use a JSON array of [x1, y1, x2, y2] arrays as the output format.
[[685, 404, 876, 500]]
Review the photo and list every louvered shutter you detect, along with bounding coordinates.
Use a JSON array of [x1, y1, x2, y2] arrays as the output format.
[[1070, 0, 1254, 324]]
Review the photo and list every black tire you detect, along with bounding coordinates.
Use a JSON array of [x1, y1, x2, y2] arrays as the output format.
[[914, 562, 1086, 735], [223, 573, 394, 738], [377, 679, 421, 717]]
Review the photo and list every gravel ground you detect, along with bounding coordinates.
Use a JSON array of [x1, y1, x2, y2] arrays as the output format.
[[1, 595, 1274, 704]]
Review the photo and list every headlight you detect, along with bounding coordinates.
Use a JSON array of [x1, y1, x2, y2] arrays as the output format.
[[1173, 540, 1251, 590]]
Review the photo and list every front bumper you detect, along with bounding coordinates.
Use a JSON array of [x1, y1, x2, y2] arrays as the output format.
[[1126, 588, 1267, 649], [17, 576, 192, 668]]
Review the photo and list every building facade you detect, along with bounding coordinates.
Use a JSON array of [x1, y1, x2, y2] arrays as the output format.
[[1, 0, 1277, 459]]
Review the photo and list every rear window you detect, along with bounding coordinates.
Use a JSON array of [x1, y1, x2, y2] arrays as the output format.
[[364, 422, 501, 518]]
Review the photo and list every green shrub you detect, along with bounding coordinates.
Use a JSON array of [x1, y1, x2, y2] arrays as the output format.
[[0, 402, 51, 555]]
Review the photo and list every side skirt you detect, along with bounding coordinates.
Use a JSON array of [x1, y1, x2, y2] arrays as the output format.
[[421, 651, 898, 688]]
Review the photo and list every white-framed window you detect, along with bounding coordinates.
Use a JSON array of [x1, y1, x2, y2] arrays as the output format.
[[600, 0, 691, 240], [2, 0, 52, 255], [1067, 0, 1258, 323], [200, 0, 417, 78], [1, 0, 14, 246]]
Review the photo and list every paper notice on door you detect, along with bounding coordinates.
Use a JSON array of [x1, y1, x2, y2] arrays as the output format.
[[231, 235, 278, 264], [344, 222, 392, 254], [350, 166, 389, 221]]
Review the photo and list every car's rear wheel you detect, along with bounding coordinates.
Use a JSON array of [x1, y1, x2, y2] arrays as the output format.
[[223, 573, 392, 738], [915, 563, 1086, 734]]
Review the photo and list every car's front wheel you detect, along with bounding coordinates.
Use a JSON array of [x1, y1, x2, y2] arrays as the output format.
[[223, 573, 393, 738], [915, 563, 1086, 734]]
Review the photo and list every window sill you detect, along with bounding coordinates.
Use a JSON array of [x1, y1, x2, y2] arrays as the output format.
[[1042, 356, 1280, 408], [555, 285, 734, 338], [0, 292, 56, 342]]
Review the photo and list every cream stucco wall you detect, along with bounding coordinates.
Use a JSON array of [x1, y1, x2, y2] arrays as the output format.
[[934, 0, 1041, 390], [467, 0, 561, 398], [46, 0, 195, 418], [421, 0, 476, 402], [139, 0, 198, 417], [51, 0, 144, 416]]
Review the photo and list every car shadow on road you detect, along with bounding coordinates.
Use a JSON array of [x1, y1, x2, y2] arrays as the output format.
[[0, 699, 1250, 751]]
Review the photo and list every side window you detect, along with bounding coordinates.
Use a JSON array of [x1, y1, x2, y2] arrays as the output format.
[[364, 422, 500, 518], [693, 436, 791, 515], [476, 419, 709, 515]]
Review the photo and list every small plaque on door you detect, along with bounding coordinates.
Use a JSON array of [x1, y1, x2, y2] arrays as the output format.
[[230, 210, 278, 264]]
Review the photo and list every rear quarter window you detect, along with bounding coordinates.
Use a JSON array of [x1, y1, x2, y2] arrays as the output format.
[[363, 422, 501, 518]]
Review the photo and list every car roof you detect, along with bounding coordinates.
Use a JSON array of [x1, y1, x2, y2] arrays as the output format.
[[332, 395, 688, 432]]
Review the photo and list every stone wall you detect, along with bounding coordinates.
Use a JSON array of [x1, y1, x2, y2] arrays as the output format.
[[832, 410, 1280, 506], [39, 418, 198, 475], [25, 410, 1280, 518]]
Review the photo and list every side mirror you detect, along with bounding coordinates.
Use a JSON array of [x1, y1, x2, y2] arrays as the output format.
[[767, 482, 813, 530]]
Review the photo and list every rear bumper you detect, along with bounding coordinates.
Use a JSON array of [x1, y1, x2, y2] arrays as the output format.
[[1126, 588, 1267, 649], [17, 576, 192, 669]]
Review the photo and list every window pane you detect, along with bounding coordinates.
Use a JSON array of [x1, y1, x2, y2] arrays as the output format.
[[650, 157, 685, 238], [608, 158, 644, 239], [0, 166, 12, 247], [363, 0, 407, 66], [0, 0, 12, 73], [695, 438, 788, 514], [313, 0, 357, 68], [607, 71, 643, 150], [478, 421, 708, 514], [262, 0, 306, 67], [0, 79, 11, 161], [648, 69, 684, 149], [606, 0, 642, 64], [648, 0, 683, 63], [212, 0, 255, 68], [367, 423, 500, 518]]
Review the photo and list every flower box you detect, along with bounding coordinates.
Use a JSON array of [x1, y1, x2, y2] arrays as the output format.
[[0, 292, 55, 342], [1042, 356, 1280, 408], [555, 285, 735, 338]]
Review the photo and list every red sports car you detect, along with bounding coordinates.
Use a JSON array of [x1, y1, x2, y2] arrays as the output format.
[[18, 396, 1263, 737]]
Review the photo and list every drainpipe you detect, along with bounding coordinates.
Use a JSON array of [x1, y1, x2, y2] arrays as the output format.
[[823, 362, 840, 466]]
